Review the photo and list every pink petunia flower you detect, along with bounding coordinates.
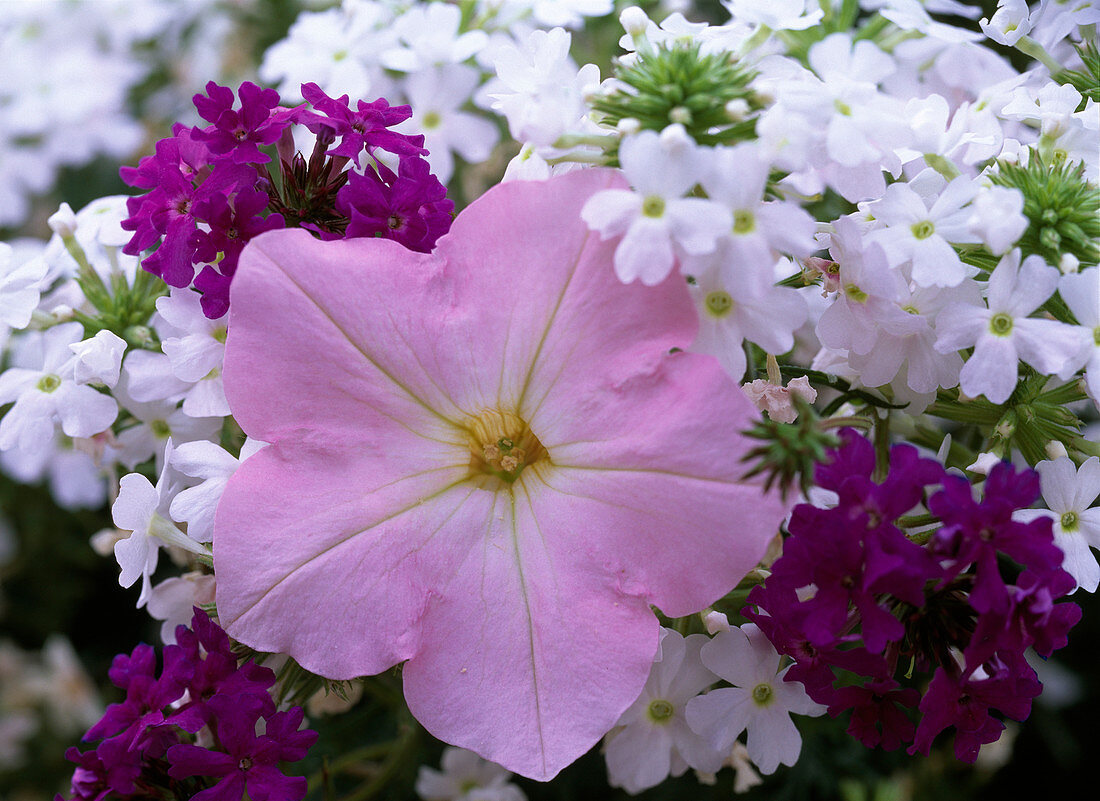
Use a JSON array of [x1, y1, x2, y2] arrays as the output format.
[[213, 169, 790, 780]]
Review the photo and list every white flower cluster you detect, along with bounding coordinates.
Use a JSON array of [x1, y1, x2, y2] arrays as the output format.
[[0, 0, 255, 229], [0, 197, 253, 632], [603, 623, 824, 793], [534, 1, 1100, 415], [0, 636, 101, 770], [259, 0, 615, 184]]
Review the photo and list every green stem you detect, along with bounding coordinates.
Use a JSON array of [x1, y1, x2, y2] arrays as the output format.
[[307, 742, 396, 796], [336, 723, 419, 801], [924, 153, 961, 181], [820, 416, 873, 432], [552, 132, 620, 150], [898, 513, 937, 528], [544, 152, 611, 166], [855, 14, 892, 42], [1015, 35, 1064, 74], [738, 25, 773, 57], [872, 410, 891, 481]]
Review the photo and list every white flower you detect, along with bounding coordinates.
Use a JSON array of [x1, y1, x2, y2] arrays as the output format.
[[980, 0, 1032, 46], [259, 5, 396, 103], [22, 636, 101, 733], [683, 244, 808, 380], [1059, 268, 1100, 403], [1015, 457, 1100, 593], [604, 629, 725, 794], [111, 371, 221, 471], [967, 185, 1028, 256], [380, 3, 488, 72], [721, 0, 823, 31], [122, 289, 230, 418], [395, 65, 499, 184], [1028, 0, 1100, 49], [815, 218, 908, 358], [935, 250, 1089, 404], [581, 127, 731, 285], [700, 143, 817, 268], [415, 746, 526, 801], [0, 430, 107, 511], [685, 624, 825, 775], [866, 174, 980, 288], [112, 446, 207, 608], [0, 323, 118, 452], [70, 330, 126, 388], [528, 0, 614, 28], [0, 244, 48, 331], [485, 28, 599, 148], [146, 572, 217, 644], [169, 438, 266, 543]]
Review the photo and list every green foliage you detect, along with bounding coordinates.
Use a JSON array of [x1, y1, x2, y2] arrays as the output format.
[[1055, 39, 1100, 107]]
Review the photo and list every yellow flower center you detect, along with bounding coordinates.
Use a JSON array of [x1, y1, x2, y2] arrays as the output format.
[[466, 409, 547, 488]]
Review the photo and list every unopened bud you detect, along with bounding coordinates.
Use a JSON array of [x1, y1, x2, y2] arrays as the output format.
[[48, 203, 77, 237], [1059, 253, 1080, 274], [1045, 440, 1069, 460], [724, 98, 750, 121], [669, 106, 692, 125], [701, 609, 730, 635], [659, 122, 692, 153], [616, 117, 641, 136], [91, 528, 126, 557]]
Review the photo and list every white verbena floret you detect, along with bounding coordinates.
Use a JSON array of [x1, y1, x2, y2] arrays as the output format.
[[980, 0, 1032, 46], [1014, 456, 1100, 593], [603, 629, 725, 794], [683, 244, 808, 381], [415, 746, 527, 801], [581, 127, 731, 285], [485, 27, 600, 148], [168, 438, 266, 544], [395, 65, 500, 184], [0, 323, 118, 453], [966, 184, 1028, 256], [70, 330, 126, 388], [866, 173, 981, 288], [112, 444, 207, 608], [380, 2, 488, 73], [0, 243, 48, 331], [685, 623, 825, 776], [1058, 268, 1100, 402], [934, 250, 1089, 404]]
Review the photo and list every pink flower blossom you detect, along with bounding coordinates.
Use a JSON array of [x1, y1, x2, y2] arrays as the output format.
[[213, 169, 789, 780]]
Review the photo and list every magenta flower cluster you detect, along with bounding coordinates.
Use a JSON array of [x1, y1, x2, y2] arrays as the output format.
[[746, 430, 1081, 762], [59, 609, 317, 801], [120, 81, 453, 318]]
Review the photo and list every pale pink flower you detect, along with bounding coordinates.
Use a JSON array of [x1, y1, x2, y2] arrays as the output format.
[[742, 376, 817, 424], [214, 170, 790, 780]]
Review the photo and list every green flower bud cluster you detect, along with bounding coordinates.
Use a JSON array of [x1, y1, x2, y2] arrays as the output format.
[[590, 42, 760, 150], [991, 150, 1100, 269], [61, 233, 166, 349], [928, 374, 1091, 465], [741, 397, 839, 501]]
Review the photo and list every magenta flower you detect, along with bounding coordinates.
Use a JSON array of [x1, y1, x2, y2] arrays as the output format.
[[213, 169, 789, 780]]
